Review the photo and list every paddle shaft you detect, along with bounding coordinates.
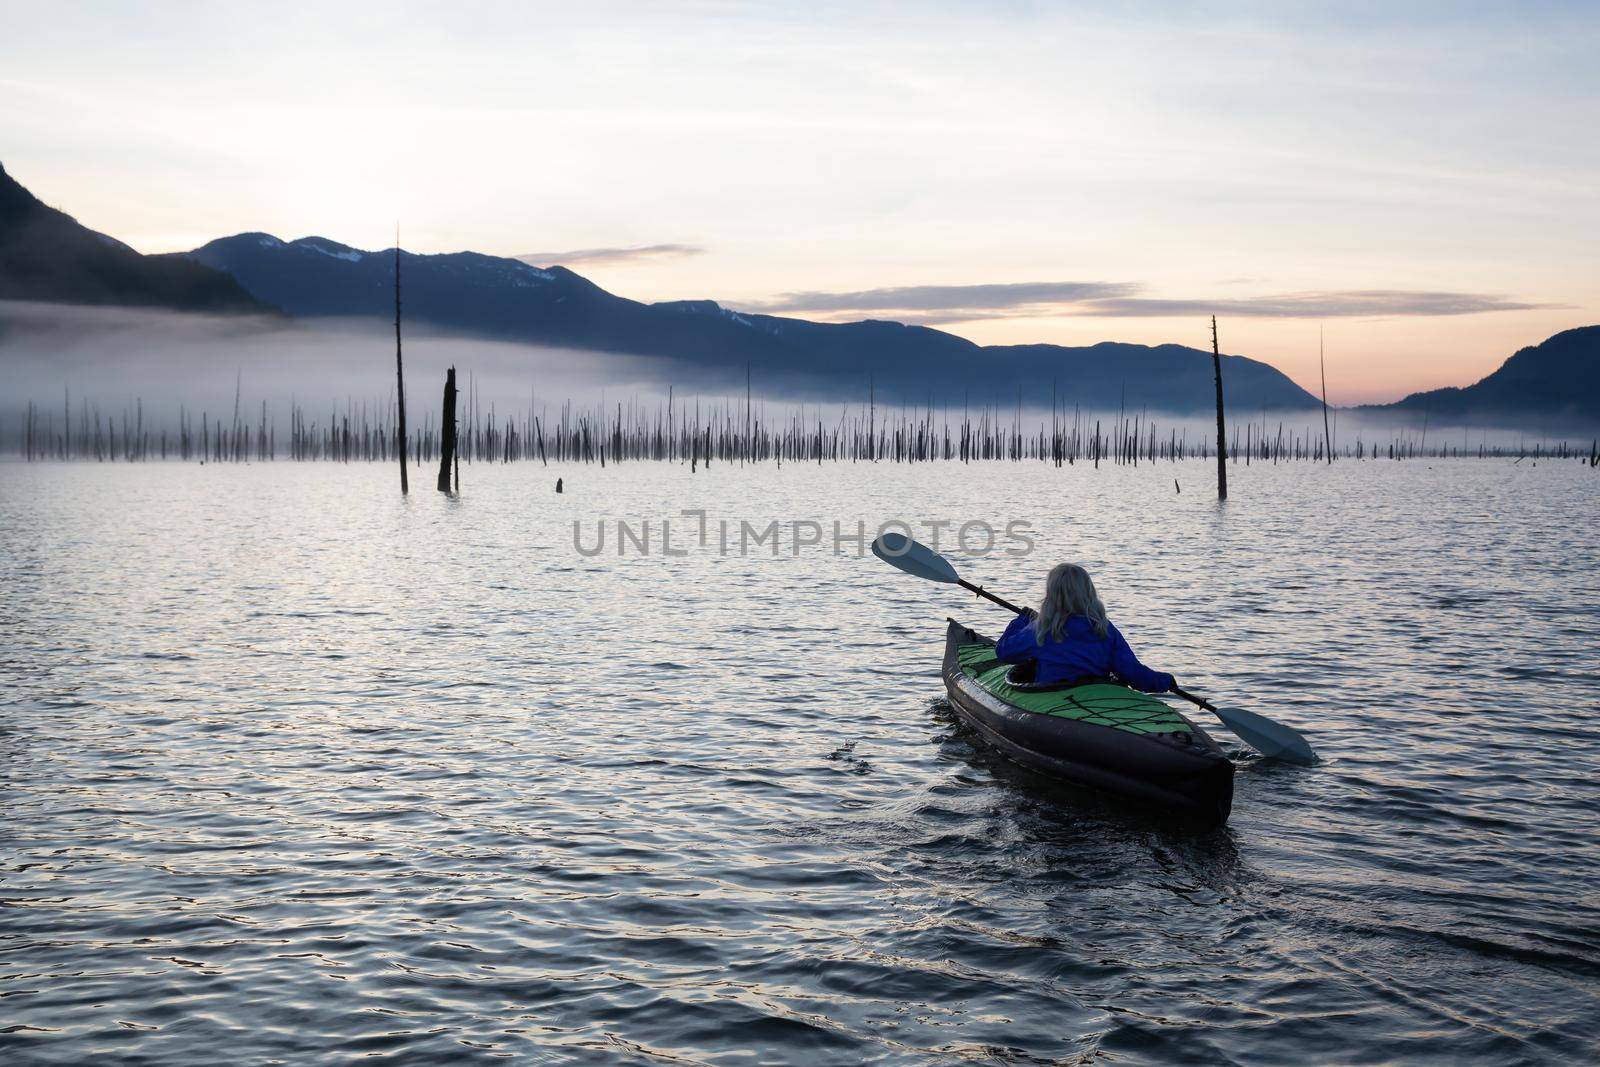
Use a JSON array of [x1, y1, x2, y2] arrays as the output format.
[[1169, 684, 1217, 712], [956, 578, 1028, 616]]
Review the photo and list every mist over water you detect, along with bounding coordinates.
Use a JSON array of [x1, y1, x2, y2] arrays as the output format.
[[2, 458, 1597, 1064], [0, 300, 674, 428], [5, 301, 1592, 455]]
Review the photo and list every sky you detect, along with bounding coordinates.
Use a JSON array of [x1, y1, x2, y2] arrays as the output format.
[[2, 0, 1596, 404]]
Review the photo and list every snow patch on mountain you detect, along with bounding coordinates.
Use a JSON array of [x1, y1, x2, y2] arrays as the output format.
[[296, 238, 362, 262], [654, 299, 753, 327], [507, 261, 554, 286]]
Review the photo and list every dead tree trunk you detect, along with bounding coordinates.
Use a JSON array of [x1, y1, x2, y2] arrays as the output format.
[[1211, 315, 1228, 500], [1320, 327, 1333, 464], [394, 237, 409, 495], [437, 366, 457, 492]]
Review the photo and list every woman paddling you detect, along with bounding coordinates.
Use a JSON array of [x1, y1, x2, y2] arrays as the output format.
[[995, 563, 1176, 692]]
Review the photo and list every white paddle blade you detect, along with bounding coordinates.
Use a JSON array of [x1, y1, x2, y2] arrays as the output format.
[[1213, 706, 1317, 765], [871, 533, 959, 584]]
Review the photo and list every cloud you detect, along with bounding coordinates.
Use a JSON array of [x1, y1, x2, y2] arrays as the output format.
[[516, 243, 703, 267], [1082, 290, 1559, 318], [748, 281, 1139, 324], [744, 281, 1557, 323]]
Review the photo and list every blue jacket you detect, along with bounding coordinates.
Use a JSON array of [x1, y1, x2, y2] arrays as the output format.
[[994, 613, 1174, 692]]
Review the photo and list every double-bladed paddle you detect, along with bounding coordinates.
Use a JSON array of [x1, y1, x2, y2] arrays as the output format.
[[871, 532, 1317, 765]]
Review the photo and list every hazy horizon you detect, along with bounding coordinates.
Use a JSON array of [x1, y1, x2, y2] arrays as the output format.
[[4, 300, 1593, 452]]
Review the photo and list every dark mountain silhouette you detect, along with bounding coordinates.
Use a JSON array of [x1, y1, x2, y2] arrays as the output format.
[[1373, 327, 1599, 421], [181, 232, 1321, 411], [5, 163, 1589, 420], [0, 162, 269, 313]]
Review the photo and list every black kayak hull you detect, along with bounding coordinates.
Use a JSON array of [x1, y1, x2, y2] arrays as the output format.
[[942, 619, 1234, 824]]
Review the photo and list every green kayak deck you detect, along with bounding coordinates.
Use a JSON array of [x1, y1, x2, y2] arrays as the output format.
[[955, 643, 1192, 736]]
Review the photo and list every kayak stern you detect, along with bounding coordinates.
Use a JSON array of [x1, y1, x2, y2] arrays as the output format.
[[941, 618, 1235, 825]]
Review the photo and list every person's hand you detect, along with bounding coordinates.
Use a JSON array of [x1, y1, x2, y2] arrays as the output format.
[[1167, 677, 1180, 693]]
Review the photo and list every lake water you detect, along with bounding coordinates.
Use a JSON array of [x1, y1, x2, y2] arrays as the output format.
[[2, 458, 1597, 1065]]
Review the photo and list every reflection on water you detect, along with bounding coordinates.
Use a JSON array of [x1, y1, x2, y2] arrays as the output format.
[[1, 459, 1597, 1064]]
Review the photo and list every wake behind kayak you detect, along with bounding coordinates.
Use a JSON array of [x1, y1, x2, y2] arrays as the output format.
[[942, 618, 1235, 824]]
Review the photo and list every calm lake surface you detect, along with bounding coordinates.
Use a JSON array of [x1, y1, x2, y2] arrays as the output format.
[[2, 458, 1597, 1065]]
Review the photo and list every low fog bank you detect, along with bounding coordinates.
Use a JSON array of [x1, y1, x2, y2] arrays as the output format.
[[0, 300, 675, 425], [0, 301, 909, 435], [2, 301, 1593, 455]]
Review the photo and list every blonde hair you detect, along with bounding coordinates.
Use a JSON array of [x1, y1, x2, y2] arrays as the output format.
[[1036, 563, 1109, 641]]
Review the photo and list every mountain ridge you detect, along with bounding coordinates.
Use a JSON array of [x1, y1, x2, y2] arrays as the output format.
[[0, 162, 272, 314], [4, 163, 1591, 419], [178, 230, 1322, 412], [1367, 326, 1599, 421]]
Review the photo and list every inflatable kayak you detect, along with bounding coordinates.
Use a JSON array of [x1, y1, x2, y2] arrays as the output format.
[[942, 618, 1234, 824]]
